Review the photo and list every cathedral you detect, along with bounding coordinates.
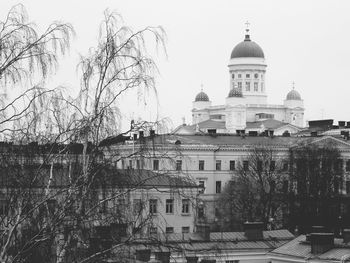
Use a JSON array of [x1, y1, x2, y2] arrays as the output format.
[[177, 26, 305, 136]]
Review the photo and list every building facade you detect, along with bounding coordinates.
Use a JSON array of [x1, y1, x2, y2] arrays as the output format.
[[113, 133, 350, 228]]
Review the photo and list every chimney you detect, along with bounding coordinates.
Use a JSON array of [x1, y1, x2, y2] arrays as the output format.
[[310, 233, 334, 254], [311, 131, 318, 137], [243, 222, 264, 240], [186, 257, 199, 263], [136, 249, 151, 262], [311, 225, 327, 233], [249, 131, 258, 137], [343, 229, 350, 243], [155, 252, 170, 263], [282, 131, 291, 137], [305, 234, 311, 242], [339, 121, 346, 127]]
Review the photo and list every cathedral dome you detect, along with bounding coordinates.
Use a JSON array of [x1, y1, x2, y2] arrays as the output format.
[[230, 34, 265, 59], [228, 88, 243, 98], [286, 89, 301, 100], [195, 91, 209, 101]]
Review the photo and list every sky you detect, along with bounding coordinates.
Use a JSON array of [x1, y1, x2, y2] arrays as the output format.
[[1, 0, 350, 131]]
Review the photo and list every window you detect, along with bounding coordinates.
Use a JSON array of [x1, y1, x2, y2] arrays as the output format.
[[133, 199, 142, 214], [270, 161, 276, 171], [166, 227, 174, 234], [243, 161, 249, 171], [237, 82, 242, 91], [182, 226, 190, 233], [149, 227, 157, 235], [261, 82, 264, 92], [283, 162, 289, 171], [229, 160, 235, 171], [231, 73, 235, 79], [246, 73, 250, 78], [283, 180, 289, 192], [238, 74, 242, 78], [166, 199, 174, 214], [121, 159, 125, 169], [176, 160, 182, 171], [0, 200, 8, 215], [245, 82, 250, 91], [182, 199, 190, 214], [149, 199, 157, 214], [346, 160, 350, 171], [216, 160, 221, 171], [136, 160, 140, 169], [129, 160, 132, 169], [337, 159, 343, 171], [346, 181, 350, 194], [254, 73, 259, 79], [199, 160, 205, 170], [198, 180, 205, 194], [254, 82, 258, 91], [208, 129, 216, 134], [215, 207, 221, 217], [153, 159, 159, 170], [47, 199, 57, 214], [216, 181, 221, 193], [257, 160, 263, 172], [226, 260, 239, 263]]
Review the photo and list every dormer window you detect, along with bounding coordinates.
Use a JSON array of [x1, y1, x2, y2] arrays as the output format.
[[246, 74, 250, 78], [254, 73, 258, 78]]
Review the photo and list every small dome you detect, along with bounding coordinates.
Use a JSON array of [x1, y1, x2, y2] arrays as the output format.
[[195, 91, 209, 102], [230, 34, 265, 59], [228, 88, 243, 98], [286, 89, 301, 100]]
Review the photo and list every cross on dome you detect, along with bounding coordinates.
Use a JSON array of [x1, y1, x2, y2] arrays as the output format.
[[245, 21, 250, 34]]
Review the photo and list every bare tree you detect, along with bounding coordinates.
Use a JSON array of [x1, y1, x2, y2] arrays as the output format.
[[218, 146, 288, 231], [288, 142, 344, 233], [0, 4, 74, 86]]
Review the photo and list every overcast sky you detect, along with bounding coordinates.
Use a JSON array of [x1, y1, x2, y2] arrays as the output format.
[[2, 0, 350, 131]]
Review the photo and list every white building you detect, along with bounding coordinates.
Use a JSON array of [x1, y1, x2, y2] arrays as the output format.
[[186, 27, 304, 135]]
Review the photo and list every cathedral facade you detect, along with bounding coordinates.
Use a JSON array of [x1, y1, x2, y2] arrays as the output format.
[[190, 29, 305, 135]]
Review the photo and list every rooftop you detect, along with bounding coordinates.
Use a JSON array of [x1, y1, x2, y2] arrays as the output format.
[[270, 235, 350, 262]]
